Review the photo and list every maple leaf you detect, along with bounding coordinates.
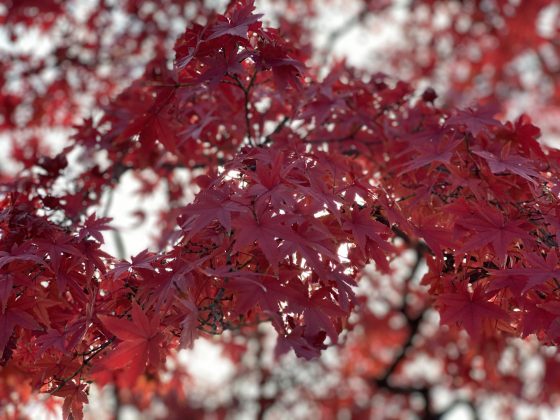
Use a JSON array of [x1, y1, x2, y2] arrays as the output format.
[[198, 43, 249, 87], [0, 303, 41, 357], [114, 83, 180, 150], [253, 29, 306, 91], [109, 249, 157, 279], [342, 207, 390, 255], [455, 204, 532, 264], [178, 111, 217, 145], [50, 257, 87, 295], [208, 1, 263, 40], [179, 189, 247, 238], [36, 328, 68, 356], [235, 282, 272, 316], [411, 212, 456, 257], [151, 111, 181, 152], [53, 381, 88, 420], [177, 295, 199, 349], [280, 220, 341, 274], [77, 213, 112, 243], [232, 211, 296, 266], [275, 326, 325, 360], [302, 289, 346, 344], [445, 104, 501, 136], [299, 164, 341, 219], [0, 243, 45, 270], [174, 23, 207, 69], [490, 252, 560, 294], [246, 153, 297, 209], [223, 269, 311, 317], [146, 257, 208, 310], [98, 303, 164, 387], [35, 231, 82, 266], [446, 165, 486, 201], [518, 300, 559, 338], [300, 87, 346, 126], [78, 240, 111, 276], [438, 284, 510, 340], [472, 142, 543, 184], [398, 133, 462, 175]]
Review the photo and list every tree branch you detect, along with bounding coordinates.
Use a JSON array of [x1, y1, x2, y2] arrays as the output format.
[[49, 338, 115, 395], [233, 71, 258, 146]]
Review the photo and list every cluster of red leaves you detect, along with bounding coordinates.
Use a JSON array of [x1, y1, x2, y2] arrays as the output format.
[[0, 0, 219, 137], [2, 0, 560, 418]]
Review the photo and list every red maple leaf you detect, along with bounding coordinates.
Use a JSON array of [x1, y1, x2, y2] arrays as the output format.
[[53, 381, 88, 420], [398, 133, 462, 175], [77, 213, 113, 244], [179, 189, 247, 238], [446, 104, 501, 136], [208, 0, 263, 40], [472, 142, 543, 184], [342, 207, 391, 255], [108, 249, 157, 280], [490, 252, 560, 294], [438, 284, 509, 340], [454, 203, 532, 264], [98, 303, 164, 387], [232, 211, 296, 265], [177, 294, 199, 349], [0, 300, 41, 357], [0, 242, 45, 270]]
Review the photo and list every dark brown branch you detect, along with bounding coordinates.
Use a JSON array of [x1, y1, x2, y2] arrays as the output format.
[[263, 116, 290, 145], [370, 243, 433, 418], [432, 399, 480, 420], [49, 338, 115, 395], [233, 71, 258, 146]]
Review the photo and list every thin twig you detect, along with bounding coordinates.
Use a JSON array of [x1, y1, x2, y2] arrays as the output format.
[[263, 116, 290, 145], [49, 338, 115, 395], [233, 71, 258, 146], [432, 399, 480, 420], [371, 244, 433, 417]]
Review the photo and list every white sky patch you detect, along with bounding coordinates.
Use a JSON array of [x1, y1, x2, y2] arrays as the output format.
[[99, 170, 168, 258], [178, 339, 235, 386]]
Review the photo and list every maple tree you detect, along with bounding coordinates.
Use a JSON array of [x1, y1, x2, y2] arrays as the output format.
[[1, 0, 560, 419]]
